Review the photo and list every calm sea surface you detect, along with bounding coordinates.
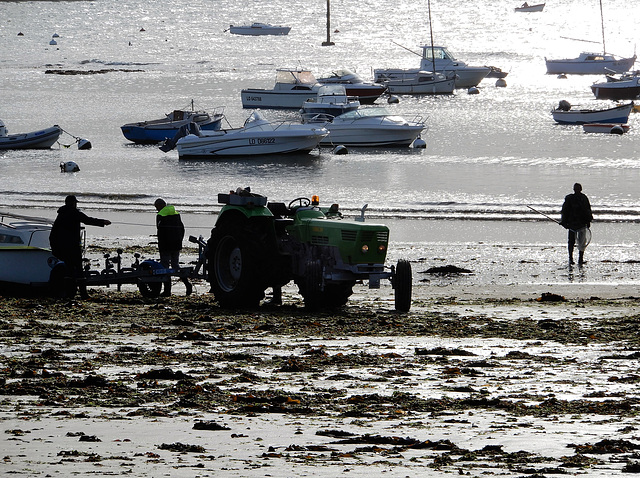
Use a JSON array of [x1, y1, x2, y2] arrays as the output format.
[[1, 0, 639, 263]]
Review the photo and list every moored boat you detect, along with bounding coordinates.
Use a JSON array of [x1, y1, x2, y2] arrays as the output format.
[[0, 218, 57, 287], [316, 69, 387, 104], [228, 23, 291, 36], [514, 3, 545, 12], [551, 100, 633, 124], [241, 69, 322, 109], [306, 107, 426, 147], [121, 107, 224, 144], [300, 85, 360, 117], [582, 123, 630, 134], [546, 51, 637, 75], [174, 111, 328, 158], [380, 70, 455, 95], [591, 75, 640, 100], [0, 121, 62, 150]]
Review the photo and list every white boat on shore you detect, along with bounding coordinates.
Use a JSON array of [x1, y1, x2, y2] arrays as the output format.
[[0, 120, 61, 150], [0, 217, 56, 287], [374, 45, 491, 89], [175, 111, 328, 158], [300, 85, 360, 117], [228, 23, 291, 36], [378, 70, 455, 95], [305, 107, 426, 147], [241, 69, 322, 109]]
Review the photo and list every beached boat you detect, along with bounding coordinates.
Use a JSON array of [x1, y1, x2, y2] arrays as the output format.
[[514, 3, 545, 12], [545, 1, 635, 75], [551, 101, 633, 124], [121, 107, 224, 144], [0, 121, 61, 150], [379, 70, 455, 95], [374, 45, 491, 89], [316, 69, 387, 104], [582, 123, 630, 134], [228, 23, 291, 36], [0, 218, 56, 287], [300, 85, 360, 117], [591, 75, 640, 100], [241, 69, 322, 109], [305, 107, 426, 147], [174, 111, 328, 158]]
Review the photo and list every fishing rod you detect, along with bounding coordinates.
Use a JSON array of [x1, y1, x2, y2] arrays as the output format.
[[526, 205, 560, 224]]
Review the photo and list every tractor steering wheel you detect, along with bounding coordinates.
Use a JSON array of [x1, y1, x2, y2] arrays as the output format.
[[288, 197, 311, 209]]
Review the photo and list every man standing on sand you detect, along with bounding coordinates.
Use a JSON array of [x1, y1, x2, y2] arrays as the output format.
[[49, 195, 111, 298], [560, 183, 593, 265], [154, 198, 185, 296]]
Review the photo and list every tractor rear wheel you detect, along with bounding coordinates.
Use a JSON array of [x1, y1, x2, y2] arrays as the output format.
[[301, 259, 323, 309], [394, 259, 412, 312], [209, 224, 266, 308]]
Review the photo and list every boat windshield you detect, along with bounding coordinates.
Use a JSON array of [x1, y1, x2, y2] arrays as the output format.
[[317, 85, 347, 96], [337, 107, 390, 120], [421, 46, 455, 61], [276, 69, 318, 85]]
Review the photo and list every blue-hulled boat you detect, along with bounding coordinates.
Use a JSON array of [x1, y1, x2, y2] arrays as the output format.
[[121, 106, 224, 144], [551, 101, 633, 124]]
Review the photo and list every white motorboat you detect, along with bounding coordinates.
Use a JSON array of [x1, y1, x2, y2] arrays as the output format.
[[300, 85, 360, 117], [307, 107, 426, 147], [379, 70, 455, 95], [228, 22, 291, 36], [551, 101, 633, 124], [514, 3, 545, 12], [241, 69, 322, 109], [316, 68, 387, 104], [0, 218, 57, 287], [175, 111, 328, 158], [0, 120, 61, 150], [374, 45, 491, 89]]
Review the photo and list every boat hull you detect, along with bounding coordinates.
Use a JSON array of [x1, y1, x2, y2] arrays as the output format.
[[546, 56, 636, 75], [176, 128, 327, 157], [591, 79, 640, 100], [320, 123, 424, 147], [121, 114, 223, 144], [515, 3, 545, 12], [338, 85, 386, 104], [229, 25, 290, 36], [582, 123, 630, 133], [0, 249, 56, 286], [551, 103, 633, 124], [375, 67, 487, 89], [0, 125, 62, 150], [384, 75, 455, 95], [241, 89, 319, 109]]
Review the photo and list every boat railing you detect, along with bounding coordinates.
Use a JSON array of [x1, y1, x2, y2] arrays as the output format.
[[300, 113, 333, 124]]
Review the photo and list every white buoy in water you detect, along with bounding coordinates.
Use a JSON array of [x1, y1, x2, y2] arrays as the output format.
[[60, 161, 80, 173], [610, 125, 625, 135], [495, 78, 507, 87], [387, 95, 400, 104], [77, 138, 92, 150], [333, 144, 348, 155], [412, 137, 427, 149], [468, 87, 480, 95]]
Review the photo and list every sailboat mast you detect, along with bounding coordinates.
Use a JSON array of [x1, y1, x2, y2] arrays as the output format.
[[428, 0, 436, 72], [599, 0, 606, 54]]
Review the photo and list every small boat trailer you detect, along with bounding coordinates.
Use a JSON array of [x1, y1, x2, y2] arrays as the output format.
[[53, 235, 209, 299]]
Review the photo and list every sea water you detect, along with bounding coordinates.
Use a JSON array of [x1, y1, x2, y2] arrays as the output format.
[[1, 0, 639, 288]]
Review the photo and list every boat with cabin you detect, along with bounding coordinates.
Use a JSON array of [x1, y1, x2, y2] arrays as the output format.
[[316, 69, 387, 104], [241, 69, 323, 109], [514, 3, 545, 12], [300, 85, 360, 117], [378, 70, 455, 95]]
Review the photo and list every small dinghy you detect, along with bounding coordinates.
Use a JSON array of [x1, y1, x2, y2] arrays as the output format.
[[0, 120, 62, 150]]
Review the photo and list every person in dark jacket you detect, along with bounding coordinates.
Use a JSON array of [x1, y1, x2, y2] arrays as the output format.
[[154, 198, 186, 296], [560, 183, 593, 265], [49, 195, 111, 298]]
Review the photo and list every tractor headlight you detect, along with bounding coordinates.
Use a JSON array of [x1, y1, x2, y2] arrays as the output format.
[[378, 244, 386, 253], [361, 244, 369, 253]]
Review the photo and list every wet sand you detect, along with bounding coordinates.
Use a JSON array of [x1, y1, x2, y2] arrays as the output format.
[[3, 271, 640, 477]]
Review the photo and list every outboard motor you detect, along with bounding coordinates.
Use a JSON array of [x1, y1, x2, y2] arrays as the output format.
[[558, 100, 571, 111], [60, 161, 80, 173], [0, 119, 7, 137]]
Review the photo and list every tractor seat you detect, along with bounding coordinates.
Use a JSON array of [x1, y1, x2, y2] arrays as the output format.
[[267, 202, 292, 218]]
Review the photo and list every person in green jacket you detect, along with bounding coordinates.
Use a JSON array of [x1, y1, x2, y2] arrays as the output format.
[[154, 198, 185, 296]]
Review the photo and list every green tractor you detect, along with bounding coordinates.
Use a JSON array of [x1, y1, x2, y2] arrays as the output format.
[[206, 188, 412, 311]]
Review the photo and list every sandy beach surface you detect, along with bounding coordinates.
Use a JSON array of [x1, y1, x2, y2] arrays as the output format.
[[3, 227, 640, 478]]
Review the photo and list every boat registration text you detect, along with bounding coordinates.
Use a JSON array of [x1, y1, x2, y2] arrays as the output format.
[[249, 138, 275, 144]]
